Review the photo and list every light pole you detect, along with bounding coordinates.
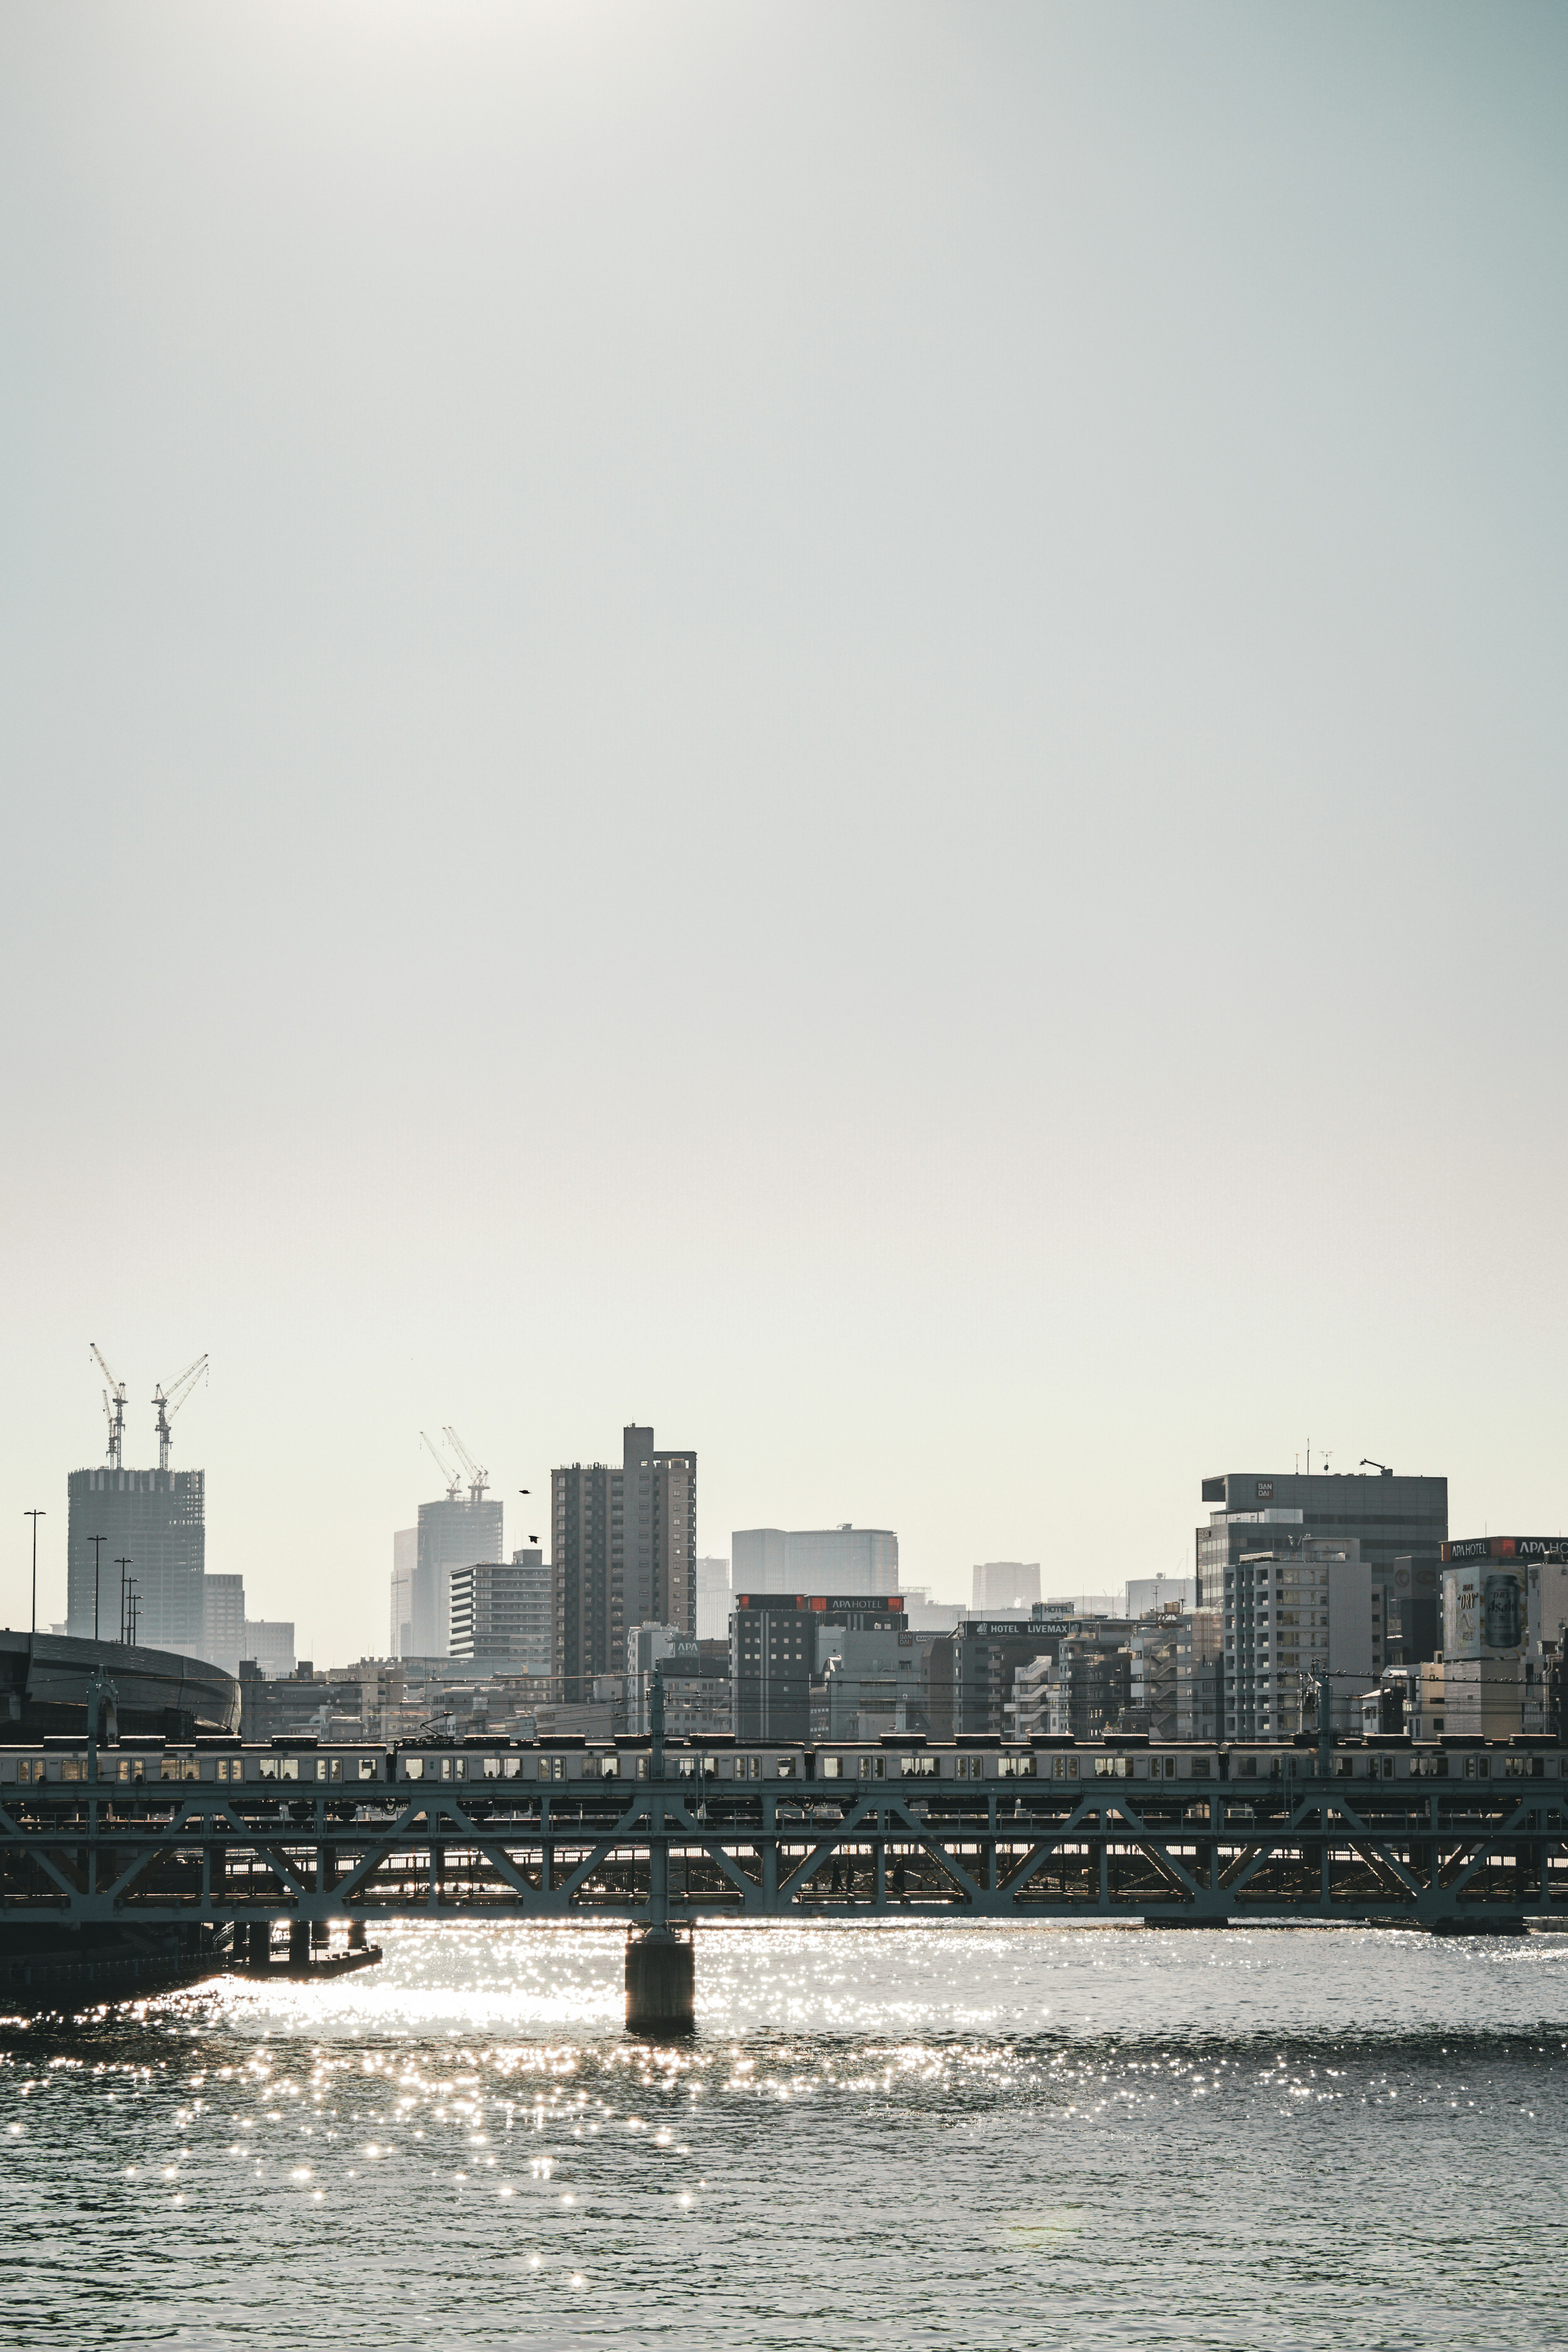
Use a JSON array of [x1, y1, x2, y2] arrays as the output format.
[[116, 1557, 133, 1644], [24, 1510, 44, 1637], [89, 1535, 107, 1641]]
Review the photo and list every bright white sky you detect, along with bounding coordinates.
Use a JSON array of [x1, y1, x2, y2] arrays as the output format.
[[2, 3, 1565, 1661]]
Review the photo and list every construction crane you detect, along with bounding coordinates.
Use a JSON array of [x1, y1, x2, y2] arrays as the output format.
[[151, 1354, 208, 1472], [421, 1431, 463, 1501], [443, 1426, 489, 1505], [90, 1343, 127, 1470]]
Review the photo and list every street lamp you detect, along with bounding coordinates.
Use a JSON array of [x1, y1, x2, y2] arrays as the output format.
[[24, 1510, 44, 1636]]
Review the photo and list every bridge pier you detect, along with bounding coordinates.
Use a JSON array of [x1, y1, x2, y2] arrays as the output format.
[[288, 1919, 310, 1972], [626, 1926, 695, 2034], [245, 1920, 271, 1972]]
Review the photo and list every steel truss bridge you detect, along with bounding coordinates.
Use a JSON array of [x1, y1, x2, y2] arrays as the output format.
[[4, 1768, 1567, 1935]]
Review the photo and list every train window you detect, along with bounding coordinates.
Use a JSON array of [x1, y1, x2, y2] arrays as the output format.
[[161, 1758, 199, 1782], [857, 1756, 885, 1781], [61, 1760, 84, 1782], [1052, 1757, 1079, 1780], [403, 1757, 424, 1780], [116, 1758, 143, 1784], [1160, 1758, 1177, 1778], [483, 1756, 501, 1779], [900, 1755, 935, 1778], [737, 1756, 762, 1781], [314, 1758, 341, 1782], [821, 1756, 842, 1780], [775, 1758, 794, 1780], [676, 1755, 696, 1777], [1188, 1757, 1209, 1777], [1382, 1756, 1395, 1779], [359, 1757, 377, 1781], [503, 1756, 520, 1779], [1094, 1757, 1130, 1780], [14, 1760, 30, 1784], [952, 1756, 980, 1781], [999, 1755, 1036, 1779]]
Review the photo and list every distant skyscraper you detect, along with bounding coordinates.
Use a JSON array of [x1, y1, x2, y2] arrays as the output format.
[[391, 1527, 416, 1657], [971, 1561, 1040, 1614], [695, 1556, 732, 1641], [732, 1526, 898, 1597], [553, 1425, 697, 1696], [409, 1493, 503, 1656], [67, 1467, 206, 1650], [243, 1618, 296, 1678], [201, 1573, 247, 1677]]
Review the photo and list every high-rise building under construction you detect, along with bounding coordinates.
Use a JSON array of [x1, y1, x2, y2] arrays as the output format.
[[553, 1423, 696, 1697]]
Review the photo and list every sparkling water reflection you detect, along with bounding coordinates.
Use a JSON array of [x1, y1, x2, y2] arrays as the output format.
[[4, 1923, 1567, 2350]]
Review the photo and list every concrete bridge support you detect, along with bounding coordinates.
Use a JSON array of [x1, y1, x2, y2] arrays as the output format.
[[625, 1926, 695, 2034]]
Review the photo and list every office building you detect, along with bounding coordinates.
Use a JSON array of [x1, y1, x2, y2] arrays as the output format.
[[733, 1526, 898, 1597], [391, 1528, 416, 1658], [1196, 1468, 1446, 1606], [243, 1619, 296, 1679], [695, 1556, 732, 1642], [554, 1425, 697, 1700], [972, 1562, 1040, 1614], [450, 1550, 552, 1672], [731, 1592, 905, 1742], [200, 1573, 247, 1678], [67, 1466, 206, 1650]]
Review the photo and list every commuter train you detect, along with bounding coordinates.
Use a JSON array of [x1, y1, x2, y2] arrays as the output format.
[[0, 1729, 1559, 1790]]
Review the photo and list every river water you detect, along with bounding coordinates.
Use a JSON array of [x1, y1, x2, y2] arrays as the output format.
[[3, 1922, 1566, 2350]]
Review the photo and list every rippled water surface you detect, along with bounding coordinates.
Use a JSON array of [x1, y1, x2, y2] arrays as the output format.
[[4, 1923, 1567, 2350]]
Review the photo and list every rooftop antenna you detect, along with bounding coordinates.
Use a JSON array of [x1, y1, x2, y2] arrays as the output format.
[[90, 1343, 127, 1470], [444, 1425, 489, 1505], [151, 1353, 208, 1472], [421, 1430, 462, 1501]]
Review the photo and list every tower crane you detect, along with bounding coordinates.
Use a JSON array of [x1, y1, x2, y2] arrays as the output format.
[[90, 1343, 127, 1470], [151, 1354, 208, 1472], [421, 1431, 463, 1501], [443, 1426, 489, 1505]]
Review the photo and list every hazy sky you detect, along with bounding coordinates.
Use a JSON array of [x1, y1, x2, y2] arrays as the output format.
[[2, 2, 1565, 1661]]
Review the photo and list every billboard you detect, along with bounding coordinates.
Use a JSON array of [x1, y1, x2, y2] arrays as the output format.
[[1443, 1562, 1524, 1659]]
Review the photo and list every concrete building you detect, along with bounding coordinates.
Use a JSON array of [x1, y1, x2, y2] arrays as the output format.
[[625, 1624, 731, 1738], [407, 1492, 504, 1658], [1043, 1636, 1133, 1739], [1409, 1537, 1568, 1740], [929, 1611, 1131, 1737], [67, 1466, 206, 1650], [450, 1549, 552, 1672], [1223, 1535, 1379, 1739], [695, 1556, 732, 1642], [899, 1587, 966, 1633], [733, 1526, 898, 1598], [972, 1562, 1040, 1614], [554, 1425, 697, 1702], [200, 1573, 247, 1678], [390, 1528, 416, 1658], [731, 1592, 905, 1742], [243, 1618, 296, 1679], [812, 1623, 933, 1741]]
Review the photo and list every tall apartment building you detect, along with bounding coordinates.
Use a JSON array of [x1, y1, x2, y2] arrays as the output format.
[[403, 1492, 504, 1658], [733, 1526, 898, 1597], [200, 1573, 247, 1678], [553, 1425, 696, 1699], [450, 1549, 552, 1673], [972, 1562, 1040, 1613], [67, 1466, 206, 1650], [1223, 1535, 1379, 1738]]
